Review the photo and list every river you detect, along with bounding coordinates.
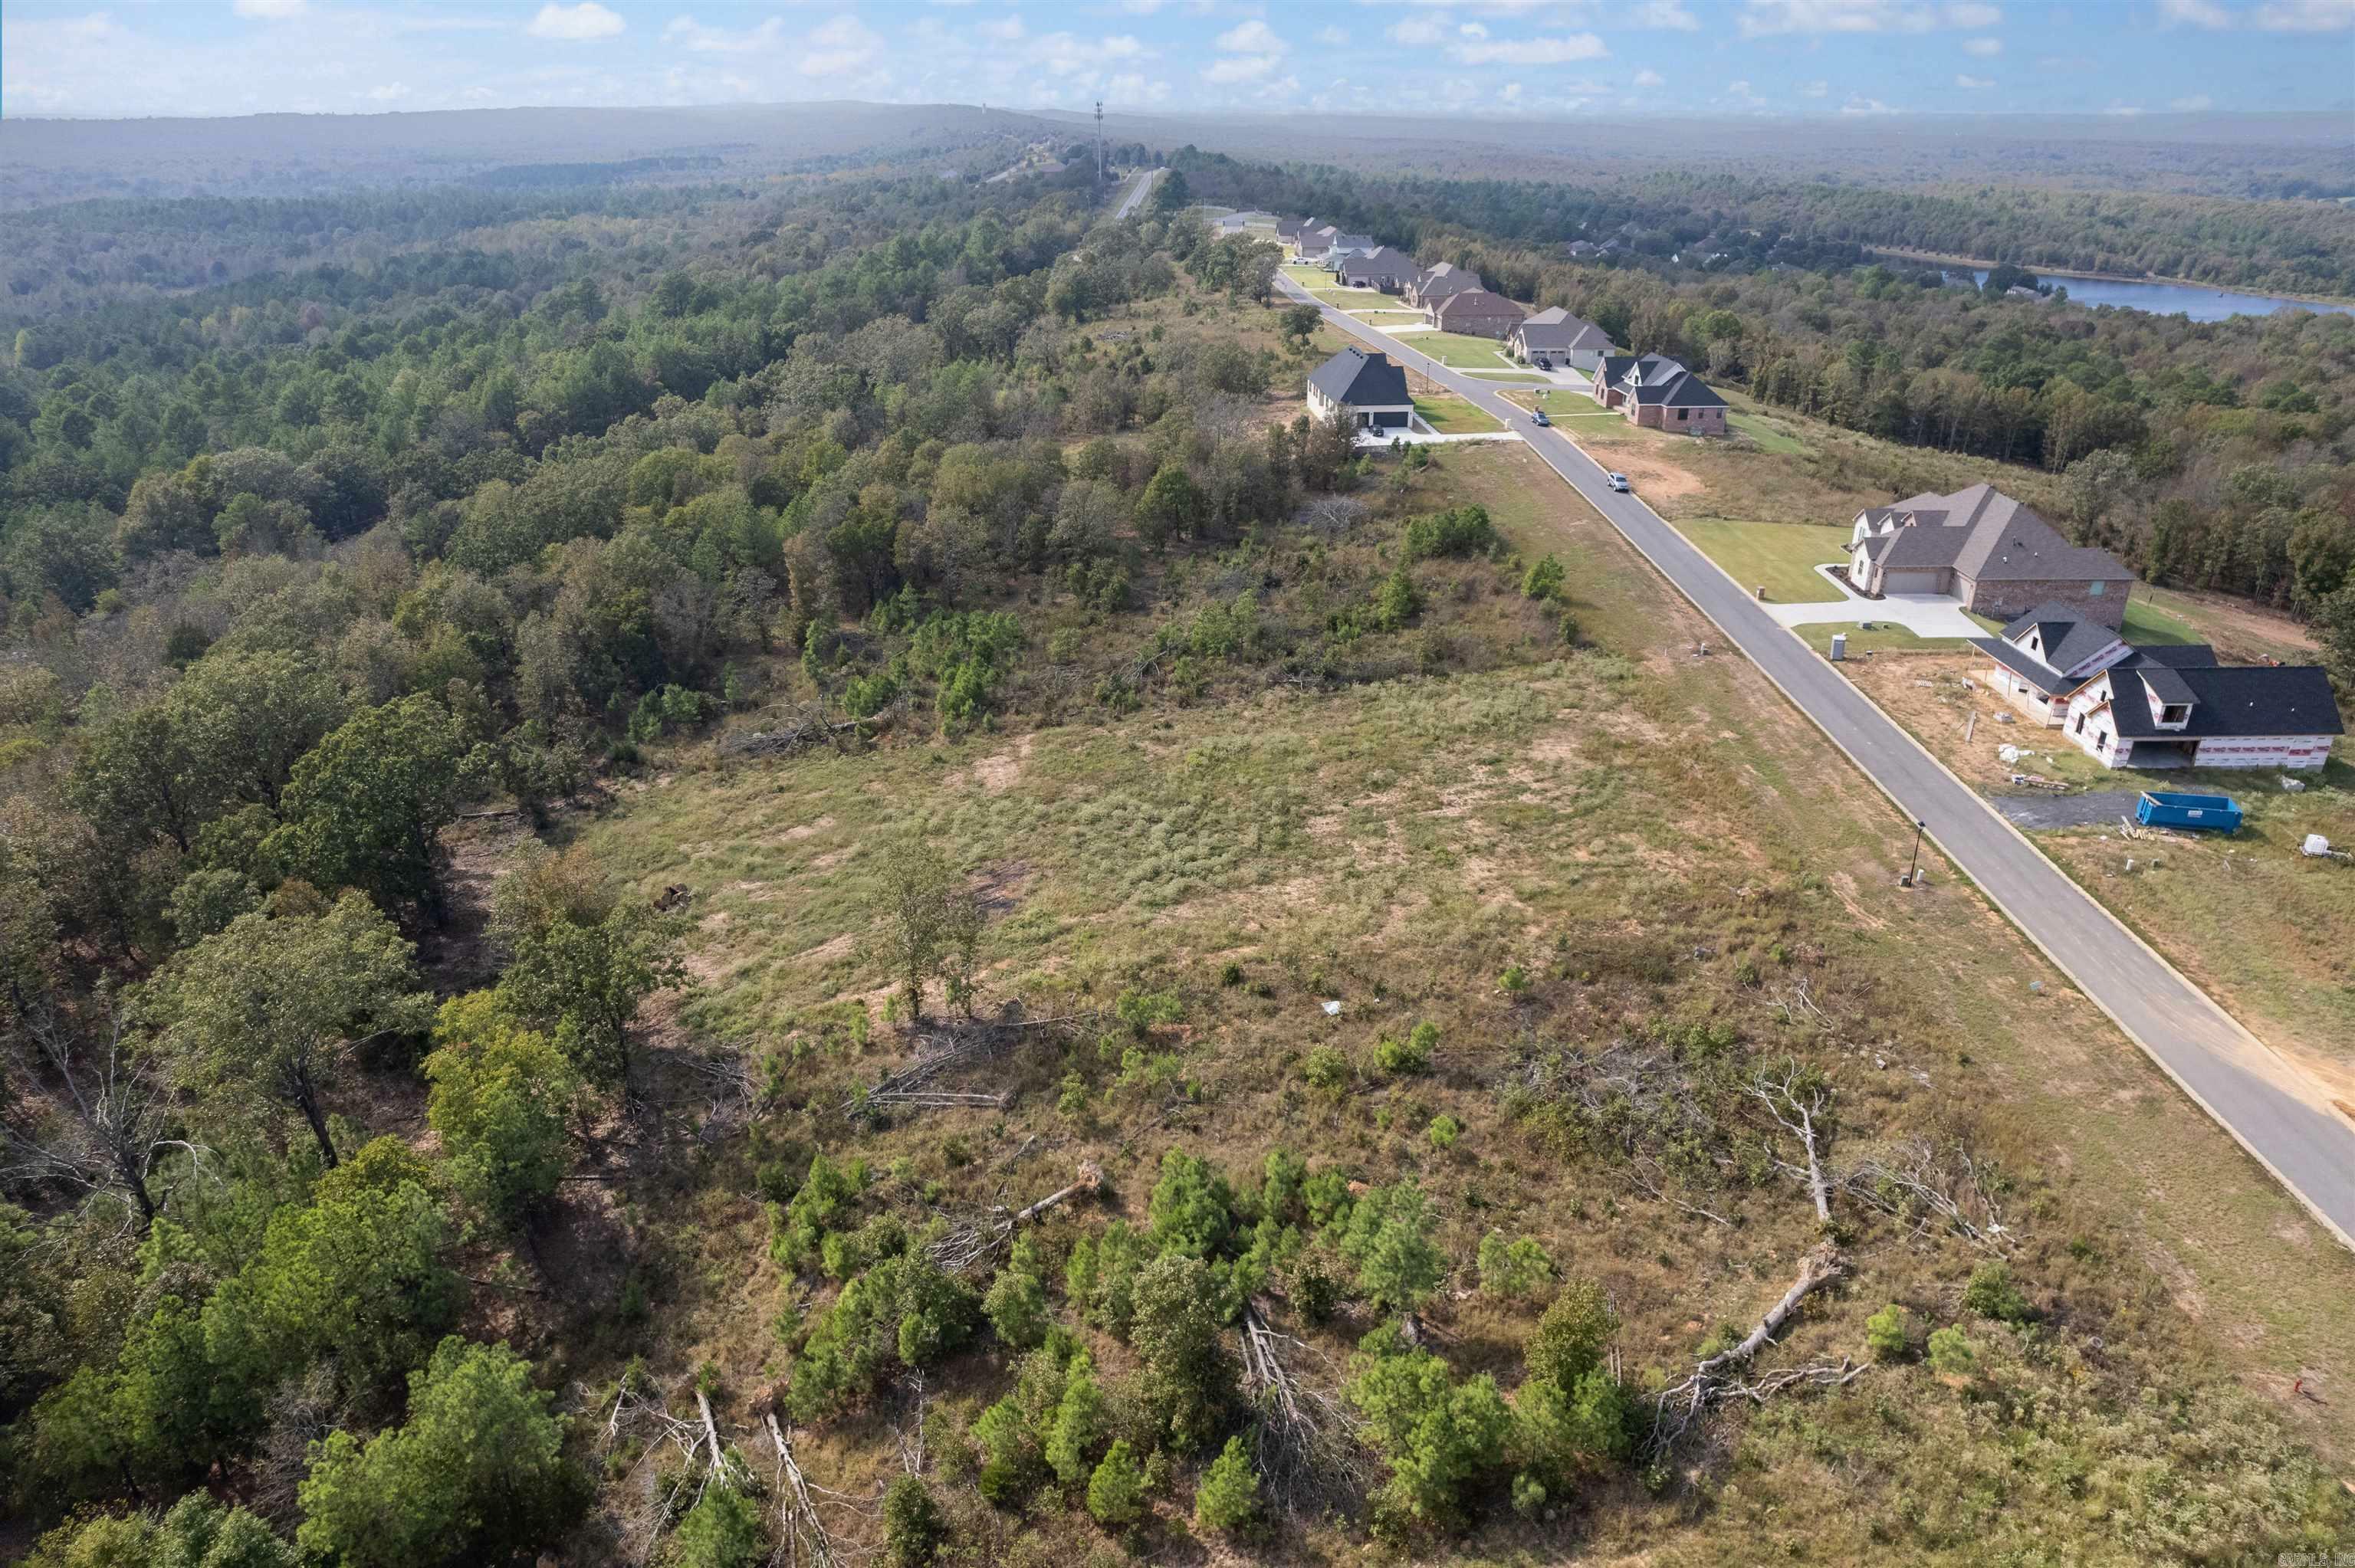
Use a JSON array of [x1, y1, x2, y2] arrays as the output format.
[[1956, 267, 2354, 323]]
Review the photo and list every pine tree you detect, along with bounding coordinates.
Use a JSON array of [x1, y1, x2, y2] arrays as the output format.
[[1086, 1439, 1148, 1527], [1192, 1435, 1260, 1533]]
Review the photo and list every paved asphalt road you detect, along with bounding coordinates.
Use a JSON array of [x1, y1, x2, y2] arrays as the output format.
[[1283, 275, 2355, 1250], [1112, 168, 1161, 221]]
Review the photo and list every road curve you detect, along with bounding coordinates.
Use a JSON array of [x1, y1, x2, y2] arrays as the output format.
[[1281, 274, 2355, 1251]]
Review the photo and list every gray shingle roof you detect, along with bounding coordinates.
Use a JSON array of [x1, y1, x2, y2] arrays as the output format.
[[1338, 246, 1417, 287], [2104, 665, 2345, 740], [1513, 307, 1614, 353], [1432, 290, 1523, 328], [1413, 262, 1485, 300], [1998, 602, 2127, 674], [1308, 346, 1411, 409], [1864, 485, 2134, 584]]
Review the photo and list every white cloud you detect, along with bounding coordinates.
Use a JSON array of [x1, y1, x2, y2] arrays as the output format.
[[1032, 31, 1148, 75], [663, 15, 787, 53], [977, 15, 1024, 42], [1205, 18, 1288, 84], [527, 2, 623, 42], [1633, 67, 1666, 86], [1214, 18, 1286, 53], [1460, 20, 1491, 37], [2156, 0, 2231, 22], [1840, 93, 1900, 113], [1502, 80, 1522, 100], [1317, 25, 1348, 44], [1955, 72, 1993, 86], [1963, 34, 2002, 53], [2171, 92, 2212, 108], [233, 0, 307, 18], [2253, 0, 2355, 27], [1388, 15, 1448, 43], [1798, 78, 1830, 96], [801, 15, 885, 77], [1741, 0, 2004, 34], [368, 80, 411, 100], [2104, 101, 2146, 115], [1625, 0, 1702, 28], [1106, 71, 1172, 103], [1451, 31, 1607, 63]]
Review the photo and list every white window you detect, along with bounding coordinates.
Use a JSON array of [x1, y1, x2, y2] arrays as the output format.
[[2088, 580, 2105, 595]]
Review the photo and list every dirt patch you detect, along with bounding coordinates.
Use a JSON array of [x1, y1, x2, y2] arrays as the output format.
[[792, 932, 857, 966], [780, 814, 837, 841], [969, 733, 1036, 795]]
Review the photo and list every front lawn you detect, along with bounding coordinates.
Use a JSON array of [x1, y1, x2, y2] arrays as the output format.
[[1413, 394, 1504, 435], [1460, 371, 1549, 384], [2121, 594, 2205, 648], [1313, 288, 1396, 310], [1794, 622, 1974, 654], [1677, 519, 1853, 605], [1358, 310, 1426, 326]]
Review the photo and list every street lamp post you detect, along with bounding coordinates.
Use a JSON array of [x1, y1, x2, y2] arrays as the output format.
[[1902, 819, 1926, 887]]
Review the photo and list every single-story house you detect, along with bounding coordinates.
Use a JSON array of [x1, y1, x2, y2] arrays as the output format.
[[1427, 289, 1524, 339], [1406, 262, 1484, 309], [1591, 354, 1726, 434], [1276, 217, 1311, 244], [1336, 246, 1417, 293], [1307, 345, 1414, 431], [1298, 223, 1339, 258], [1509, 307, 1614, 372], [1971, 603, 2340, 769], [1848, 484, 2137, 628]]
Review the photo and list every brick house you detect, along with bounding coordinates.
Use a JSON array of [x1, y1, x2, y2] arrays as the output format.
[[1591, 354, 1726, 434], [1336, 246, 1417, 292], [1971, 602, 2340, 769], [1427, 288, 1523, 339], [1405, 262, 1483, 309], [1848, 484, 2136, 627]]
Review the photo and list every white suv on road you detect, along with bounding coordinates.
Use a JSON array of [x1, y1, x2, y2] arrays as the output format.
[[1606, 473, 1631, 492]]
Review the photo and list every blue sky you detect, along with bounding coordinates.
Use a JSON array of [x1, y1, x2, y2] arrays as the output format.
[[2, 0, 2350, 121]]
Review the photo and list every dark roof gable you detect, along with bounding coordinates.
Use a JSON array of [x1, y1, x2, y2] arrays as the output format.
[[1308, 346, 1411, 408]]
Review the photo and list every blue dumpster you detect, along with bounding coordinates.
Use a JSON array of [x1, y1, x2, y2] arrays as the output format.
[[2135, 791, 2242, 834]]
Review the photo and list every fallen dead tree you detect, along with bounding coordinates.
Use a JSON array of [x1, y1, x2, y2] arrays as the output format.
[[1648, 1242, 1856, 1458], [721, 704, 883, 759], [765, 1412, 840, 1568], [841, 1009, 1098, 1120], [1747, 1059, 1834, 1225], [928, 1160, 1103, 1272], [1843, 1136, 2012, 1253], [1240, 1300, 1371, 1514]]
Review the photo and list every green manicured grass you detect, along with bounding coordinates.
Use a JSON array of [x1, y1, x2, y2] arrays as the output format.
[[1312, 288, 1394, 309], [1676, 519, 1852, 604], [1412, 393, 1503, 434], [1728, 410, 1809, 455], [1796, 622, 1973, 654], [2120, 594, 2202, 646], [1398, 330, 1522, 369], [1460, 370, 1549, 384], [1357, 311, 1425, 326]]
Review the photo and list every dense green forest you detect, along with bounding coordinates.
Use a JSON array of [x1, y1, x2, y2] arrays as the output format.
[[1172, 150, 2355, 300], [1182, 153, 2355, 628], [2, 147, 2353, 1567]]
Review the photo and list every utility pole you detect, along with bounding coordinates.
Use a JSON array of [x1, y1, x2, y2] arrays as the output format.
[[1095, 100, 1105, 185]]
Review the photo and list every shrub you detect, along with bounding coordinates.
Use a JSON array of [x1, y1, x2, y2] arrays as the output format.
[[1346, 1328, 1513, 1531], [1302, 1045, 1348, 1094], [1373, 1021, 1437, 1076], [1522, 553, 1566, 602], [1865, 1303, 1913, 1361], [984, 1262, 1050, 1350], [1476, 1232, 1555, 1298], [1193, 1435, 1261, 1533], [1335, 1183, 1444, 1316], [1963, 1261, 2033, 1325], [1498, 964, 1530, 995], [1086, 1440, 1148, 1527], [1527, 1281, 1618, 1390], [673, 1484, 767, 1568], [1425, 1114, 1461, 1150], [1401, 504, 1499, 563], [1046, 1350, 1107, 1487], [1129, 1255, 1235, 1452], [882, 1476, 946, 1568], [1926, 1325, 1977, 1377], [1371, 568, 1422, 631]]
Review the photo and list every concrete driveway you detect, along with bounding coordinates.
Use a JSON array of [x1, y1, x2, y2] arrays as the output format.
[[1278, 272, 2355, 1251], [1760, 564, 1989, 639]]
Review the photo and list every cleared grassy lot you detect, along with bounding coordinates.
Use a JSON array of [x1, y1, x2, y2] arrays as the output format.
[[1411, 392, 1503, 433], [1398, 329, 1522, 369], [1793, 621, 1975, 654], [1358, 310, 1427, 326], [1676, 519, 1852, 604], [1729, 409, 1810, 455]]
